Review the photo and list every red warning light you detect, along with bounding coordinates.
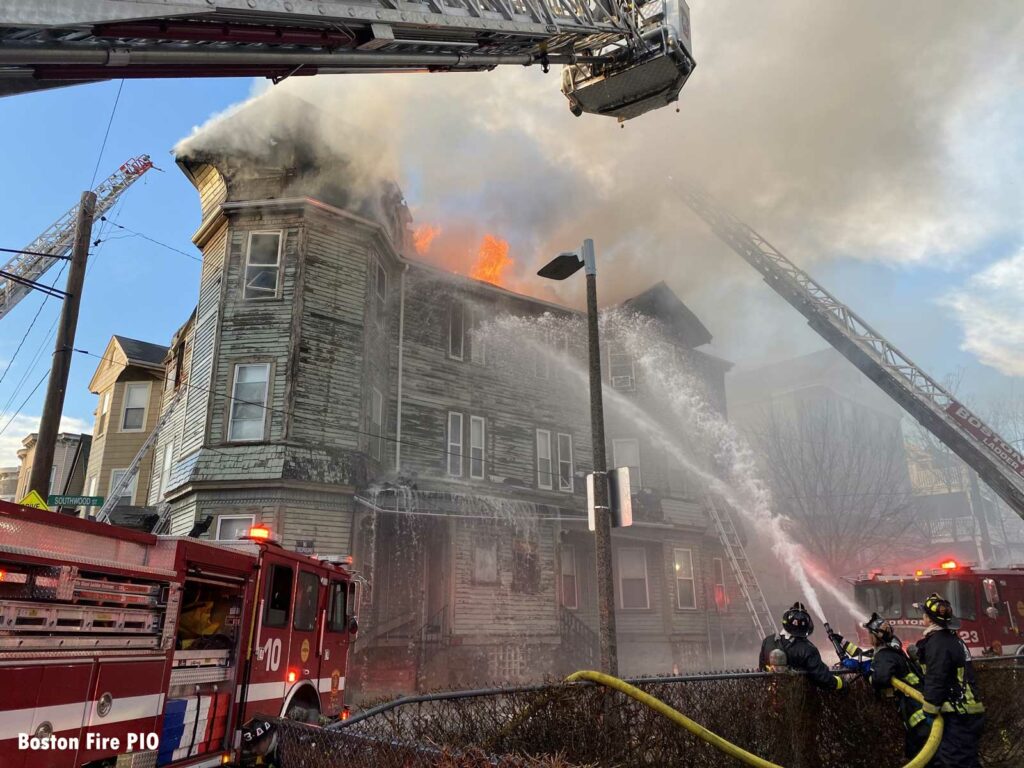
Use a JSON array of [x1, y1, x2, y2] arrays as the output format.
[[940, 560, 958, 571], [914, 569, 924, 577], [287, 670, 297, 683]]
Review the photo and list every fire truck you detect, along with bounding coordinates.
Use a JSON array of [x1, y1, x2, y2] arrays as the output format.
[[853, 560, 1024, 657], [0, 499, 359, 768]]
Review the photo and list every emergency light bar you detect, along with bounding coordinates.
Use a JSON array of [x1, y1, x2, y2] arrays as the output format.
[[246, 524, 279, 544]]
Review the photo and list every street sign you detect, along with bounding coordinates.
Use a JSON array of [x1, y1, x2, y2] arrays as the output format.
[[49, 495, 104, 507], [18, 490, 50, 511], [586, 468, 633, 531]]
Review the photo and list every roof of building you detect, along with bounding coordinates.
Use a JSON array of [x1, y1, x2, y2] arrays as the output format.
[[113, 336, 170, 367], [620, 281, 713, 349]]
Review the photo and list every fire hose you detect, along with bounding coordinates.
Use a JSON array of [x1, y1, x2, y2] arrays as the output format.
[[564, 670, 943, 768]]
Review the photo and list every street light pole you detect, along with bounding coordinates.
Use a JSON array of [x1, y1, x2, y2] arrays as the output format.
[[538, 238, 618, 675], [581, 239, 618, 676]]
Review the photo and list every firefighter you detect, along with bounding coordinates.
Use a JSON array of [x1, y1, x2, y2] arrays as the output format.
[[856, 613, 930, 760], [759, 601, 845, 690], [914, 593, 986, 768]]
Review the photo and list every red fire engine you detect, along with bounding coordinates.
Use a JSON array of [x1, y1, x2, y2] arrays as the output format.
[[853, 559, 1024, 657], [0, 499, 359, 768]]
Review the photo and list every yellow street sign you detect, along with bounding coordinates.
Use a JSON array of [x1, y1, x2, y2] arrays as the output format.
[[18, 490, 50, 511]]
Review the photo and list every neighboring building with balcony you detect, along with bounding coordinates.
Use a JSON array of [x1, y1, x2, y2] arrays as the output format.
[[150, 97, 758, 701], [83, 335, 168, 511], [15, 432, 91, 504]]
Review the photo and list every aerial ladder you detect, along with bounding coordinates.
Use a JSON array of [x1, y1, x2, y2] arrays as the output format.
[[0, 155, 154, 321], [683, 187, 1024, 538], [0, 0, 694, 121]]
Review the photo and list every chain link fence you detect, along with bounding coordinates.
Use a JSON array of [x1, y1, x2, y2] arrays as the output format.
[[249, 660, 1023, 768]]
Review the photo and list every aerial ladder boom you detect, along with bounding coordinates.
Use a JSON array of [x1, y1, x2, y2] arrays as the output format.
[[0, 155, 154, 321], [683, 187, 1024, 523], [0, 0, 694, 121]]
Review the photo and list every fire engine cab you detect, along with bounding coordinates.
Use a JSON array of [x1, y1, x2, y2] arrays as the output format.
[[0, 499, 359, 768], [853, 560, 1024, 657]]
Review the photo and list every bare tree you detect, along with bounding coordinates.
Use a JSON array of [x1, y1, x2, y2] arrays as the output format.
[[746, 398, 922, 576]]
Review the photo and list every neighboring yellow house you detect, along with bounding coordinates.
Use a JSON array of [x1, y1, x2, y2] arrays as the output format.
[[83, 335, 168, 509]]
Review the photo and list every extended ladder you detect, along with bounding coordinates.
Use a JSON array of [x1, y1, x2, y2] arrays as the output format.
[[706, 495, 776, 637]]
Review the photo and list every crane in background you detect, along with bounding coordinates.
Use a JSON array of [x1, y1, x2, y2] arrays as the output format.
[[684, 187, 1024, 560], [0, 0, 694, 121], [0, 155, 154, 321]]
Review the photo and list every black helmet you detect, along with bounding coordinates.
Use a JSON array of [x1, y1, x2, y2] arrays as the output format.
[[915, 593, 959, 628], [782, 602, 814, 637], [863, 612, 895, 642]]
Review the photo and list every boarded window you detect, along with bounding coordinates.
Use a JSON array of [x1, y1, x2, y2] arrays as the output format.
[[449, 302, 465, 360], [536, 429, 553, 489], [674, 548, 696, 609], [512, 536, 540, 594], [121, 382, 149, 430], [264, 565, 293, 627], [619, 547, 649, 609], [447, 412, 463, 476], [613, 438, 642, 489], [473, 540, 498, 584], [557, 433, 574, 492], [244, 232, 282, 300], [470, 416, 485, 479], [560, 546, 578, 609], [294, 571, 319, 632], [228, 363, 270, 441]]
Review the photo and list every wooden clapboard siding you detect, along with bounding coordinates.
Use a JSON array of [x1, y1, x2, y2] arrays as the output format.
[[191, 163, 227, 222]]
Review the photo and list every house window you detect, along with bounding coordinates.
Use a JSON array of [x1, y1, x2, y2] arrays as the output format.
[[560, 546, 578, 609], [473, 540, 498, 584], [449, 302, 465, 360], [216, 514, 255, 541], [97, 391, 110, 435], [712, 557, 729, 612], [557, 433, 574, 492], [608, 341, 635, 391], [121, 382, 149, 431], [674, 548, 696, 609], [619, 547, 649, 609], [612, 438, 642, 489], [369, 388, 384, 461], [447, 412, 463, 477], [512, 536, 540, 594], [86, 475, 98, 497], [470, 312, 486, 365], [159, 441, 175, 499], [228, 363, 270, 442], [243, 231, 282, 300], [469, 416, 486, 479], [536, 429, 553, 490], [109, 468, 137, 507]]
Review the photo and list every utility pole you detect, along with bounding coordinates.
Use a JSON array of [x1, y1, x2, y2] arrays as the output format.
[[28, 191, 95, 502]]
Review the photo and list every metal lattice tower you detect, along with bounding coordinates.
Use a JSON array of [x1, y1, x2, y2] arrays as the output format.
[[0, 155, 153, 321], [684, 186, 1024, 522]]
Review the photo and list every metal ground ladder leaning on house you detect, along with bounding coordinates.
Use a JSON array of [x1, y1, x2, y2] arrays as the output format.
[[705, 495, 776, 638]]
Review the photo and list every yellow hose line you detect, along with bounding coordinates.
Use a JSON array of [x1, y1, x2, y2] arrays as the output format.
[[565, 670, 784, 768], [891, 678, 944, 768]]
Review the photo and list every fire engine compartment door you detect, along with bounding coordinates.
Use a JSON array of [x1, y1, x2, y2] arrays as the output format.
[[0, 663, 93, 768], [77, 658, 167, 766]]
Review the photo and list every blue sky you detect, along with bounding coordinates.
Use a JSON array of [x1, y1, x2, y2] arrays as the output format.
[[0, 2, 1021, 467]]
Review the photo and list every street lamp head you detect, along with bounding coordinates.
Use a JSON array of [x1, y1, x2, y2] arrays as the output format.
[[537, 251, 584, 280]]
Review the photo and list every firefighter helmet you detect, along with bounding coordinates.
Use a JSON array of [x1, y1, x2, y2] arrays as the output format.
[[782, 602, 813, 637], [915, 593, 958, 628], [863, 612, 895, 642]]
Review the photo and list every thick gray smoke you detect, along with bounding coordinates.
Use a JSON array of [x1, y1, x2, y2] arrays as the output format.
[[177, 0, 1023, 363]]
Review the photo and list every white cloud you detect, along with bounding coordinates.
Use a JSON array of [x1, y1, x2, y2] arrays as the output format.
[[944, 250, 1024, 377], [0, 414, 92, 468]]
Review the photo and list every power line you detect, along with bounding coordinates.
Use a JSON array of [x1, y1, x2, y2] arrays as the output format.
[[0, 269, 68, 300], [0, 260, 67, 390], [72, 347, 589, 483], [95, 217, 202, 263], [0, 370, 50, 442], [89, 79, 125, 189], [0, 247, 70, 260]]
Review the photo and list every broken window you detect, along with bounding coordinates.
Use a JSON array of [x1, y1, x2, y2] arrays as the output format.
[[512, 536, 540, 594], [470, 416, 486, 479], [243, 231, 282, 300], [447, 412, 463, 476], [612, 438, 642, 489], [228, 363, 270, 442], [536, 429, 553, 489], [557, 433, 574, 492], [449, 301, 465, 360], [473, 540, 498, 584], [619, 547, 649, 609], [560, 545, 578, 609], [674, 548, 696, 609]]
